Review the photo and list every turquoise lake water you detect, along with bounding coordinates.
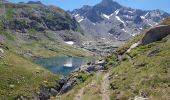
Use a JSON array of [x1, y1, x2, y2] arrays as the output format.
[[34, 56, 90, 76]]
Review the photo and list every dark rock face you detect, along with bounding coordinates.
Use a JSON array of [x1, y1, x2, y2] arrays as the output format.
[[141, 25, 170, 45]]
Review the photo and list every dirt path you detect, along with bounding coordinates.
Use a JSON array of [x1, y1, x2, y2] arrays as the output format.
[[101, 73, 110, 100], [73, 72, 101, 100], [73, 87, 85, 100]]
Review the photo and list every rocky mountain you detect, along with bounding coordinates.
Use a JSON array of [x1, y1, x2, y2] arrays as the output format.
[[0, 1, 92, 58], [71, 0, 170, 41], [1, 1, 83, 41]]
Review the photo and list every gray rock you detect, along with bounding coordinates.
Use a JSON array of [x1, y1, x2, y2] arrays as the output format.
[[148, 48, 161, 57], [140, 25, 170, 45], [16, 96, 27, 100], [50, 88, 58, 96], [59, 81, 74, 94], [95, 60, 105, 66], [86, 65, 96, 72], [134, 96, 149, 100], [39, 86, 50, 100], [95, 65, 104, 71]]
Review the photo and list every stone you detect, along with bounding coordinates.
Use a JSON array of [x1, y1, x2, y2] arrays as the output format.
[[0, 48, 4, 53], [95, 59, 105, 66], [39, 86, 50, 100], [95, 65, 104, 71], [148, 48, 161, 57], [9, 84, 15, 88], [50, 88, 58, 96], [60, 81, 74, 94], [16, 96, 27, 100], [134, 96, 149, 100], [86, 65, 96, 72]]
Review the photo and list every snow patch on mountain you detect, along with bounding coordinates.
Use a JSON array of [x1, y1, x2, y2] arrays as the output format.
[[75, 14, 79, 17], [78, 18, 84, 22], [128, 11, 133, 13], [115, 9, 120, 15], [122, 29, 127, 33], [65, 41, 74, 45], [103, 14, 110, 19], [115, 16, 125, 24], [145, 12, 149, 17], [92, 23, 96, 25], [140, 16, 145, 19]]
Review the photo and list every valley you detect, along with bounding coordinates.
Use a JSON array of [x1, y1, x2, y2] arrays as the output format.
[[0, 0, 170, 100]]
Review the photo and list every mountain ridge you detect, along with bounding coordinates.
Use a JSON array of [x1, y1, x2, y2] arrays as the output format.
[[71, 0, 170, 42]]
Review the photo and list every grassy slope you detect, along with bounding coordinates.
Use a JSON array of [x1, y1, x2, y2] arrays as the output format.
[[0, 50, 59, 99], [0, 3, 93, 99], [108, 17, 170, 99], [105, 18, 170, 100], [110, 41, 170, 100]]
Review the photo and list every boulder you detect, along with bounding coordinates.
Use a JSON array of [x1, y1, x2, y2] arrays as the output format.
[[86, 65, 96, 72], [38, 86, 50, 100], [86, 65, 104, 72], [140, 25, 170, 45], [95, 59, 105, 66], [49, 88, 58, 96], [95, 65, 104, 71], [59, 81, 74, 94]]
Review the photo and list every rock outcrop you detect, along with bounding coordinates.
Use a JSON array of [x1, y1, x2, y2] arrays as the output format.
[[140, 25, 170, 45]]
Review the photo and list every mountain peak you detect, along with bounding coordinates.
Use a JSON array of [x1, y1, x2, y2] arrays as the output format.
[[96, 0, 121, 15], [27, 1, 42, 5], [101, 0, 114, 4]]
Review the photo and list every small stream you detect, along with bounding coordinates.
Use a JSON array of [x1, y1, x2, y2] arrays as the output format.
[[34, 56, 91, 76]]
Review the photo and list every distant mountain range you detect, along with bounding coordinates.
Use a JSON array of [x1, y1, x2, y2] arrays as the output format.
[[71, 0, 170, 41]]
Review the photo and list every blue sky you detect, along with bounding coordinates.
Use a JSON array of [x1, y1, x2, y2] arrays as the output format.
[[10, 0, 170, 13]]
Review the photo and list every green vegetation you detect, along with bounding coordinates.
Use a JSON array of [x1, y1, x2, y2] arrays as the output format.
[[77, 71, 94, 82], [106, 35, 170, 99], [111, 42, 170, 100], [160, 17, 170, 25], [0, 2, 93, 99], [104, 54, 118, 69], [0, 50, 59, 99], [105, 17, 170, 99], [57, 72, 103, 100], [116, 29, 146, 55]]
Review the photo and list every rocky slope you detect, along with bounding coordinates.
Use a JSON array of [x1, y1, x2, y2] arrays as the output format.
[[71, 0, 169, 41]]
